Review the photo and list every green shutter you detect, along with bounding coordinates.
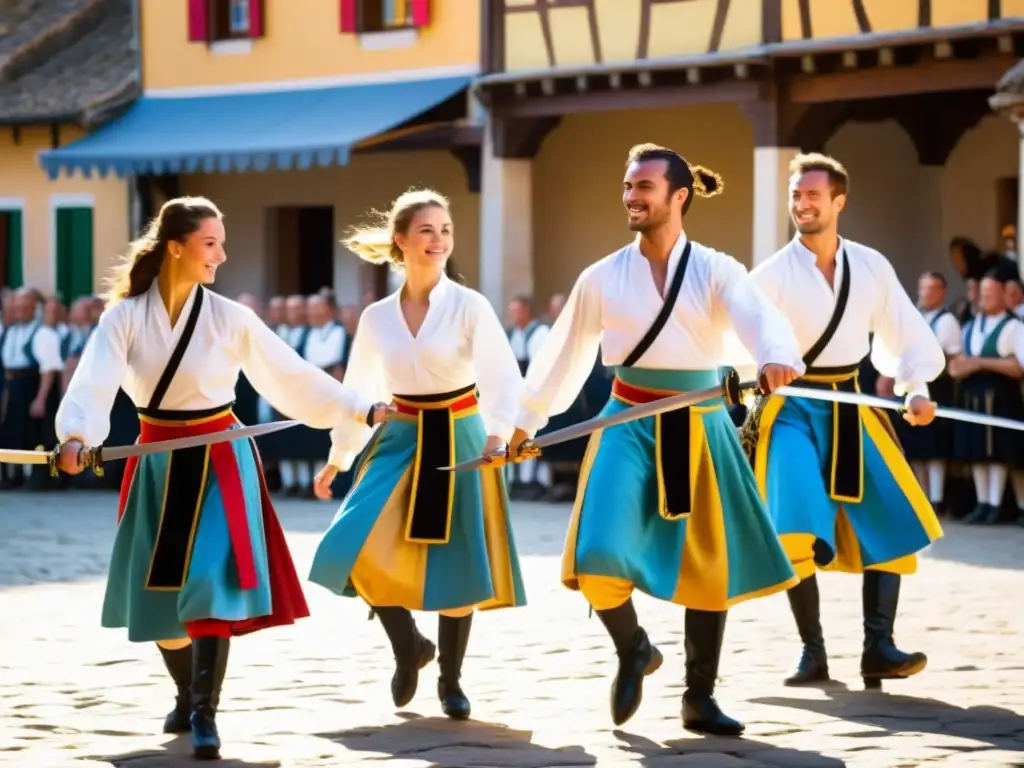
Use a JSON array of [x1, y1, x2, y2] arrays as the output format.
[[55, 207, 94, 302], [5, 209, 23, 288]]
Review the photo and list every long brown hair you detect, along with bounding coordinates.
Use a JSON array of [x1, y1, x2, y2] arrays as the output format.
[[103, 196, 223, 307], [342, 188, 450, 270]]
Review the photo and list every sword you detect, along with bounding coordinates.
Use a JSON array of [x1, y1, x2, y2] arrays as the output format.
[[772, 385, 1024, 432], [0, 420, 300, 477], [439, 370, 752, 472]]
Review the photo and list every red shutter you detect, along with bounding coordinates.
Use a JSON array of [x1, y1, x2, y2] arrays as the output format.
[[249, 0, 264, 37], [411, 0, 430, 27], [187, 0, 209, 42], [340, 0, 357, 32]]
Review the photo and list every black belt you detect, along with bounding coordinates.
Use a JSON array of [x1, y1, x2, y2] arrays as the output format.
[[799, 364, 862, 503]]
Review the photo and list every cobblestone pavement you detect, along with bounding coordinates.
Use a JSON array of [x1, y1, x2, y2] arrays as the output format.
[[1, 490, 1023, 767]]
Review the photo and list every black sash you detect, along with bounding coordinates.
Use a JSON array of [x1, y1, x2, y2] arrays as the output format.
[[144, 288, 215, 591], [799, 248, 861, 502], [401, 382, 477, 544], [623, 241, 693, 520]]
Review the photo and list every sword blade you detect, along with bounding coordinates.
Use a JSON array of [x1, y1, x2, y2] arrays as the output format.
[[439, 380, 755, 472], [100, 420, 301, 462], [0, 448, 51, 465], [773, 385, 1024, 432]]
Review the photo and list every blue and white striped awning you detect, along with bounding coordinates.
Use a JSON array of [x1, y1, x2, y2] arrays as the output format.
[[39, 75, 471, 179]]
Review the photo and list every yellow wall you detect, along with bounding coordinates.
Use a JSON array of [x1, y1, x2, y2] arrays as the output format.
[[182, 151, 479, 301], [781, 0, 1024, 43], [505, 0, 762, 72], [0, 126, 129, 296], [140, 0, 480, 91], [531, 103, 755, 299]]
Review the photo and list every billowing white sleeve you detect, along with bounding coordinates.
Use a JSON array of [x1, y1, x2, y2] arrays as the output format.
[[468, 292, 522, 442], [869, 259, 944, 403], [237, 306, 378, 470], [516, 266, 603, 436], [55, 307, 131, 446], [326, 314, 391, 471], [712, 252, 806, 375]]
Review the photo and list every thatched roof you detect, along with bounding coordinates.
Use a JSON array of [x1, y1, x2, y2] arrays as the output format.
[[0, 0, 139, 127]]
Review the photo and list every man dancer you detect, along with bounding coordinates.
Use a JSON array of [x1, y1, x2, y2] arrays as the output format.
[[507, 143, 805, 735], [891, 272, 961, 516], [949, 268, 1024, 525], [746, 153, 945, 689]]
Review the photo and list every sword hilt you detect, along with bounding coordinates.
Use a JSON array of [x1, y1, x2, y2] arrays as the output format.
[[86, 446, 105, 477]]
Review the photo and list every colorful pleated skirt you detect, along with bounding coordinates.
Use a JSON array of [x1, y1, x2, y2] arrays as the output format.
[[308, 384, 527, 612], [563, 367, 798, 612], [751, 366, 944, 581], [103, 406, 309, 643]]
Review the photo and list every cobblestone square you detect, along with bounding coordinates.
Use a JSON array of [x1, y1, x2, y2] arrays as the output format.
[[1, 491, 1022, 767]]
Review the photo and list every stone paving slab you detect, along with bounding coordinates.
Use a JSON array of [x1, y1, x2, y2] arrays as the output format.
[[1, 491, 1023, 766]]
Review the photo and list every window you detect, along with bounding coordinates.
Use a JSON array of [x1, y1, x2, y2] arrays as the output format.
[[188, 0, 263, 43], [341, 0, 430, 34]]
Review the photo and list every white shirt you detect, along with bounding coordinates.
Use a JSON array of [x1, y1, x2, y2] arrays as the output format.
[[332, 273, 522, 471], [921, 308, 961, 357], [55, 283, 373, 452], [1, 321, 64, 373], [750, 236, 944, 403], [509, 322, 550, 362], [516, 232, 806, 436], [963, 312, 1024, 367], [304, 321, 347, 369]]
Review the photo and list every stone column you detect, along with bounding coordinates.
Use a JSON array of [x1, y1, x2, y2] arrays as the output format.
[[752, 147, 798, 265], [480, 120, 534, 310], [478, 114, 560, 310]]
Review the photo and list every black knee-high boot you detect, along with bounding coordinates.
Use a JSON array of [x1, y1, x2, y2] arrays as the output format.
[[190, 637, 230, 760], [681, 609, 744, 736], [437, 614, 473, 720], [595, 598, 663, 726], [861, 572, 927, 687], [784, 575, 830, 686], [157, 643, 192, 733], [373, 606, 436, 707]]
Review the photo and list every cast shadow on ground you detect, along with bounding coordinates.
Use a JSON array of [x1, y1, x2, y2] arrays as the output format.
[[316, 712, 597, 767], [613, 729, 847, 767], [93, 733, 281, 767], [753, 689, 1024, 751], [921, 521, 1024, 571]]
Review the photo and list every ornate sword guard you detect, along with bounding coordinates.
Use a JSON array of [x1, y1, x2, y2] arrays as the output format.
[[722, 367, 743, 405], [46, 444, 60, 478], [514, 439, 542, 462], [86, 446, 105, 477]]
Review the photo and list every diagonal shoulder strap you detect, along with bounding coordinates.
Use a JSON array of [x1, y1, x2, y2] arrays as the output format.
[[148, 287, 205, 411], [802, 247, 850, 368], [623, 241, 693, 368]]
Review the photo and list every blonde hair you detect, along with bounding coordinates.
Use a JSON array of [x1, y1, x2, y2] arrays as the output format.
[[342, 188, 450, 270], [103, 196, 222, 307], [789, 152, 849, 197]]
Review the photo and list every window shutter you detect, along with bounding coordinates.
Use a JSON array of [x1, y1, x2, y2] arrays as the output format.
[[411, 0, 430, 27], [340, 0, 357, 32], [249, 0, 264, 37], [187, 0, 209, 42]]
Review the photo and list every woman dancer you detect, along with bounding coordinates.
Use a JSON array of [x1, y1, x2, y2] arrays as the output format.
[[309, 188, 526, 720], [55, 196, 386, 760]]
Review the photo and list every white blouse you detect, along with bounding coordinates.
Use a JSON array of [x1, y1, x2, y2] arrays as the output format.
[[331, 273, 522, 471], [516, 233, 806, 436], [922, 309, 962, 357], [55, 282, 374, 452], [303, 321, 347, 369], [1, 321, 64, 373], [750, 236, 945, 402], [963, 312, 1024, 366]]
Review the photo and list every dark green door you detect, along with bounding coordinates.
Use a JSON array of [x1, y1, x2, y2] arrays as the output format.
[[1, 209, 23, 289], [55, 206, 94, 302]]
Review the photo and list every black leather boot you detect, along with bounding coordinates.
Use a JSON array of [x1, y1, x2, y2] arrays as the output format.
[[783, 575, 830, 686], [596, 598, 663, 726], [157, 643, 192, 733], [437, 614, 472, 720], [681, 609, 744, 736], [963, 502, 997, 524], [190, 637, 230, 760], [374, 606, 436, 708], [861, 572, 927, 687]]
